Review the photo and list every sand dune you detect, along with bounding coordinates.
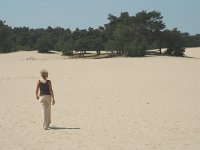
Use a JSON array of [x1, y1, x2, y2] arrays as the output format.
[[0, 48, 200, 150]]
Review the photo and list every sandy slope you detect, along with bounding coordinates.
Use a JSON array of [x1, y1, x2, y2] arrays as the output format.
[[0, 48, 200, 150]]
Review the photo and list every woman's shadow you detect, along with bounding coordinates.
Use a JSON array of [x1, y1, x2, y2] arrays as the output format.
[[49, 126, 81, 130]]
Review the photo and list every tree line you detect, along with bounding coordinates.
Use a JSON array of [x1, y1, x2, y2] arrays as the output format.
[[0, 10, 200, 56]]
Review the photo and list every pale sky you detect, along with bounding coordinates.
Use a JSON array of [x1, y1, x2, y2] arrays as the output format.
[[0, 0, 200, 35]]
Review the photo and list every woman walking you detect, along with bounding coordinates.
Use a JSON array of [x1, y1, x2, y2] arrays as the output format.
[[35, 69, 55, 130]]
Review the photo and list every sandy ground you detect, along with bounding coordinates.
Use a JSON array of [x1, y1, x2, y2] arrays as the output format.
[[0, 48, 200, 150]]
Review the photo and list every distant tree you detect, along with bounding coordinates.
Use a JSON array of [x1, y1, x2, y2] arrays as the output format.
[[0, 20, 12, 53], [163, 28, 186, 56], [11, 27, 32, 50], [105, 39, 116, 56], [186, 34, 200, 47], [57, 40, 73, 56], [87, 27, 104, 55], [36, 35, 53, 53], [135, 11, 166, 54]]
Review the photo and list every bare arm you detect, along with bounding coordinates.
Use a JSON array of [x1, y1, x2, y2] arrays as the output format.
[[35, 80, 40, 100], [48, 80, 55, 105]]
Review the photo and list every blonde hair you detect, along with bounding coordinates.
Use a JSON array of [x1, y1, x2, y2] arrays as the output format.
[[40, 69, 48, 77]]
